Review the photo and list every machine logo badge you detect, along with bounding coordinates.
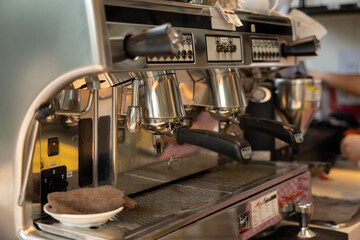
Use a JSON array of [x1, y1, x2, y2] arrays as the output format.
[[238, 211, 251, 234]]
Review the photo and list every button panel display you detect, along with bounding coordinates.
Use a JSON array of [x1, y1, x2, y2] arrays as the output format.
[[147, 33, 194, 63], [206, 35, 242, 62], [251, 38, 280, 62]]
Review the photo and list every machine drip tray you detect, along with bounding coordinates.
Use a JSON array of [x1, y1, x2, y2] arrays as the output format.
[[35, 161, 308, 240]]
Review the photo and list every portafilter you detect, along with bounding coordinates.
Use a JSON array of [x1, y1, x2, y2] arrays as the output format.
[[207, 69, 247, 121], [205, 69, 304, 148]]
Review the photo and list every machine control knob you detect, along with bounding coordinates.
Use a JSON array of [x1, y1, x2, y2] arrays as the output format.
[[229, 44, 237, 53], [294, 201, 318, 239], [181, 50, 187, 59], [187, 50, 193, 59], [216, 44, 223, 53], [223, 44, 230, 53]]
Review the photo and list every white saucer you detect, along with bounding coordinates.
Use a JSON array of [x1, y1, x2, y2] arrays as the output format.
[[44, 203, 124, 227]]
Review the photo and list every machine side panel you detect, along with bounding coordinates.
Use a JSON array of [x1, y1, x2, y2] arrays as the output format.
[[0, 0, 109, 238]]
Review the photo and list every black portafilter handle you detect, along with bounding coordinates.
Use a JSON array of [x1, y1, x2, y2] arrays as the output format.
[[175, 126, 252, 163], [111, 23, 182, 62], [238, 114, 303, 149], [282, 35, 320, 57]]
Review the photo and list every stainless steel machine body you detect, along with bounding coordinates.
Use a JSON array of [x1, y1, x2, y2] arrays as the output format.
[[0, 0, 312, 239]]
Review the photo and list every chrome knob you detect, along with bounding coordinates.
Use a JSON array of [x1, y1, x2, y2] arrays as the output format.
[[295, 201, 318, 239]]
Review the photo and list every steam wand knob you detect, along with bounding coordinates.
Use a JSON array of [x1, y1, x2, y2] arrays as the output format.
[[111, 23, 182, 62], [281, 35, 320, 57]]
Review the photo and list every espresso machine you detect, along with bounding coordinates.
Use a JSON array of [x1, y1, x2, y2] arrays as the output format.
[[1, 0, 323, 239]]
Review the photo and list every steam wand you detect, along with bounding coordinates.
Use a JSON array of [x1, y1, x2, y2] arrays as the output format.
[[18, 105, 55, 206]]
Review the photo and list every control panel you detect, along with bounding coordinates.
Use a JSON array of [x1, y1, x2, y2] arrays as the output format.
[[251, 38, 280, 62], [206, 35, 242, 62], [147, 33, 195, 63]]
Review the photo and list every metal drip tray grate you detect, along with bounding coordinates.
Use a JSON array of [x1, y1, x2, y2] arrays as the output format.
[[178, 161, 277, 192], [116, 172, 165, 195], [36, 183, 228, 240], [107, 184, 227, 234]]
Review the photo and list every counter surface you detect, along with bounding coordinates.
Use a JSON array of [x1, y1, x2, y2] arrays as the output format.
[[311, 164, 360, 240]]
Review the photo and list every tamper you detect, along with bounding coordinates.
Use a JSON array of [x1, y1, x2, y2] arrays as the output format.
[[294, 201, 318, 239]]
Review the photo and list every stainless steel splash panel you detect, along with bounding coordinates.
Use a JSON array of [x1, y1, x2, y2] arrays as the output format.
[[115, 127, 219, 195]]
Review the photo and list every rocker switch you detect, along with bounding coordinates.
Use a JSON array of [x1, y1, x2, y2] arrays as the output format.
[[48, 137, 59, 156]]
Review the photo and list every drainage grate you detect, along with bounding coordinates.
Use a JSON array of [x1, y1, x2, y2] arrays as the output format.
[[116, 172, 165, 195], [107, 183, 227, 233], [177, 161, 276, 192]]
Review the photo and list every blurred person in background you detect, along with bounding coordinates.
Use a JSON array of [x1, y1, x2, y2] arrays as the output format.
[[310, 71, 360, 163]]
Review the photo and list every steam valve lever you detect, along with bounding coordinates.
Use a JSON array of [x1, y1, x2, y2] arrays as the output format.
[[282, 36, 320, 57], [111, 23, 182, 62], [294, 201, 318, 239]]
